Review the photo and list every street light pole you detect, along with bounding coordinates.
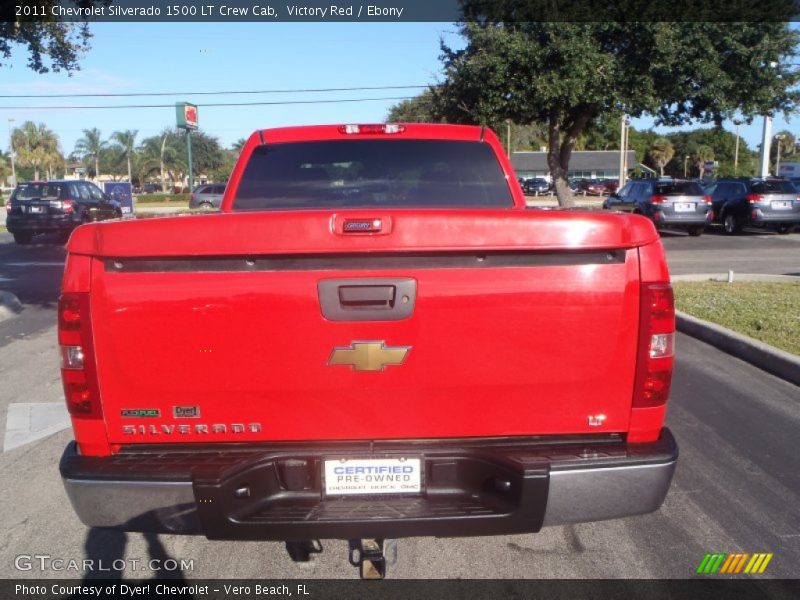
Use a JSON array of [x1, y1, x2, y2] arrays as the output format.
[[618, 115, 630, 188], [759, 116, 773, 177], [733, 119, 742, 175], [7, 117, 16, 186], [775, 133, 785, 176]]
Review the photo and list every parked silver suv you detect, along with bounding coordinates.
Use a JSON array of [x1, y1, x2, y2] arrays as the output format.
[[189, 183, 225, 210]]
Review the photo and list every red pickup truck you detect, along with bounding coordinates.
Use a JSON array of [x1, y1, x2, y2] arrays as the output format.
[[58, 124, 677, 578]]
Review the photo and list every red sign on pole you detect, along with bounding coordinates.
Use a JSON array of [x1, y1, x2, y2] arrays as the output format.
[[176, 102, 198, 130]]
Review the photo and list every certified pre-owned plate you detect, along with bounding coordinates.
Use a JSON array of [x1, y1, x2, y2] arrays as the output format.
[[674, 202, 696, 212], [324, 457, 422, 496]]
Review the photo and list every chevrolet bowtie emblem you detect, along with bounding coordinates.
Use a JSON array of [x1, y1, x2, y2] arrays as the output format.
[[328, 341, 411, 372]]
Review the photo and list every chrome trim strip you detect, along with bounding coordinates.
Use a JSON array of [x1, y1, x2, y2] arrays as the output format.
[[542, 460, 676, 526]]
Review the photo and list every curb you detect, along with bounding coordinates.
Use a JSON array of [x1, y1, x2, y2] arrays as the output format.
[[672, 273, 799, 284], [672, 274, 799, 386], [0, 291, 23, 323], [676, 311, 800, 387]]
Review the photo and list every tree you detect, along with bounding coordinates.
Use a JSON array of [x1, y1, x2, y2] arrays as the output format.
[[664, 127, 757, 177], [386, 90, 442, 122], [434, 19, 800, 206], [137, 129, 223, 190], [11, 121, 62, 180], [0, 2, 109, 73], [232, 138, 247, 154], [74, 128, 106, 181], [648, 138, 675, 177], [690, 144, 715, 178], [111, 130, 138, 182]]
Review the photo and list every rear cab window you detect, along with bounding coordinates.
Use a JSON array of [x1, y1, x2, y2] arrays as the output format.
[[654, 182, 704, 196], [12, 183, 63, 202], [751, 180, 796, 194], [232, 139, 514, 210]]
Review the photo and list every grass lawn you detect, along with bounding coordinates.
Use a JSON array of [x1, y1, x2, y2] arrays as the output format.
[[673, 281, 800, 355], [135, 202, 191, 209]]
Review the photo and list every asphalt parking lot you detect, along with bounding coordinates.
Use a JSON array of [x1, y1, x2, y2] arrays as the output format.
[[0, 225, 798, 579]]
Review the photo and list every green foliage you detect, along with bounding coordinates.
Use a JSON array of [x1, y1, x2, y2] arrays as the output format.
[[663, 127, 757, 177], [136, 129, 225, 187], [674, 281, 800, 355], [435, 19, 800, 205], [648, 138, 675, 176], [386, 90, 442, 122], [11, 121, 63, 180], [0, 2, 109, 74]]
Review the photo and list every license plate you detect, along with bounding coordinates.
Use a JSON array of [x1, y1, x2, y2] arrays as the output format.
[[674, 203, 695, 212], [771, 201, 791, 210], [28, 206, 44, 214], [324, 457, 422, 496]]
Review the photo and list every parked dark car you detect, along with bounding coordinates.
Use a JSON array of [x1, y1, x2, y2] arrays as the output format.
[[603, 178, 712, 236], [189, 183, 226, 209], [705, 178, 800, 235], [4, 180, 121, 245], [602, 179, 619, 194], [523, 177, 551, 195], [575, 179, 607, 196], [142, 183, 163, 193]]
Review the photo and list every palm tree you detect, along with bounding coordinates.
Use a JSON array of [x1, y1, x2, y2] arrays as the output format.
[[74, 128, 106, 182], [691, 144, 715, 179], [111, 129, 138, 182], [232, 138, 247, 153], [648, 138, 675, 177], [11, 121, 62, 180]]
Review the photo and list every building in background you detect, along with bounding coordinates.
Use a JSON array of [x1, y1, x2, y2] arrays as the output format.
[[511, 150, 637, 181]]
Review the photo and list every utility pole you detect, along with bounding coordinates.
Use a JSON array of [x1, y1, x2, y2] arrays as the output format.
[[505, 119, 512, 158], [684, 155, 690, 178], [7, 117, 16, 186], [733, 119, 742, 175]]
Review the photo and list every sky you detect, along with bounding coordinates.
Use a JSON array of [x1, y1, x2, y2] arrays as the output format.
[[0, 22, 795, 156]]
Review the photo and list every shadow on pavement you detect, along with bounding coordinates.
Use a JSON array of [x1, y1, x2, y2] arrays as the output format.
[[79, 527, 190, 584]]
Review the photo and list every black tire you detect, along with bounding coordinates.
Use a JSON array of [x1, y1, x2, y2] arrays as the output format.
[[723, 213, 742, 235], [775, 224, 793, 235], [13, 232, 33, 245], [199, 202, 214, 211], [687, 226, 704, 237]]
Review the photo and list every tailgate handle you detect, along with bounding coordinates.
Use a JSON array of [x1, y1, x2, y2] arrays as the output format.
[[338, 285, 395, 308], [318, 278, 416, 321]]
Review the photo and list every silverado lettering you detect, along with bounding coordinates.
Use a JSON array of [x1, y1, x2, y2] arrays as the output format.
[[58, 123, 677, 578]]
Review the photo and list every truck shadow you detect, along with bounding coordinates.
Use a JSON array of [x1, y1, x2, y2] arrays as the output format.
[[78, 526, 191, 584]]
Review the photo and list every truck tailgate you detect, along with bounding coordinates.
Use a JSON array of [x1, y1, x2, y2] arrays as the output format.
[[77, 210, 651, 444]]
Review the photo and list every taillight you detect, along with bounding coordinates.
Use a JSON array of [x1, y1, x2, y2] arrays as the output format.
[[58, 293, 103, 419], [3, 199, 10, 211], [632, 283, 675, 409], [62, 198, 75, 214], [338, 124, 406, 135], [746, 193, 764, 203], [651, 195, 668, 204], [703, 195, 712, 204]]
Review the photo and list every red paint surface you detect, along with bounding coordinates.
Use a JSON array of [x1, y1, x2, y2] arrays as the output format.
[[61, 124, 673, 455]]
